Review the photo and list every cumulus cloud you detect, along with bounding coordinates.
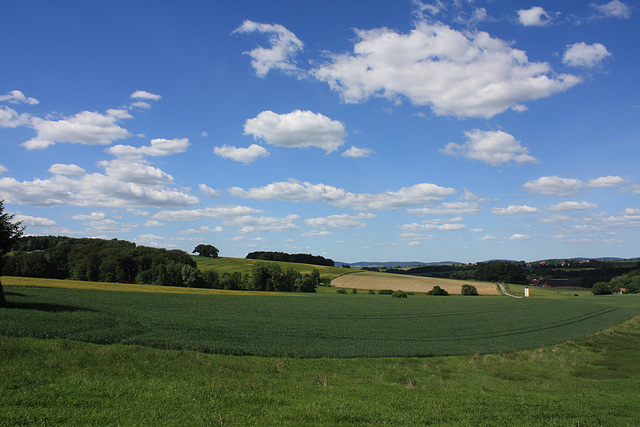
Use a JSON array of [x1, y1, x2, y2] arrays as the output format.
[[304, 213, 376, 229], [0, 106, 31, 128], [508, 233, 531, 240], [244, 110, 346, 153], [48, 163, 87, 176], [14, 214, 57, 227], [563, 42, 611, 68], [213, 144, 269, 163], [108, 138, 190, 158], [0, 90, 39, 105], [199, 184, 221, 198], [177, 225, 224, 235], [233, 20, 304, 77], [523, 175, 627, 196], [491, 205, 541, 215], [407, 201, 482, 216], [342, 146, 375, 158], [310, 21, 581, 118], [152, 205, 263, 221], [0, 164, 7, 174], [591, 0, 631, 19], [226, 214, 301, 234], [130, 90, 162, 101], [399, 219, 467, 232], [440, 130, 538, 166], [517, 7, 553, 26], [229, 179, 457, 211], [544, 201, 599, 211], [22, 109, 132, 150]]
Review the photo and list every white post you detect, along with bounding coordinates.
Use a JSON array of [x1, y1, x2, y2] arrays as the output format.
[[524, 287, 530, 297]]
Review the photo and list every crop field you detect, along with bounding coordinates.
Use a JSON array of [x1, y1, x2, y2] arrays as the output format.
[[331, 270, 500, 295], [195, 256, 350, 279], [3, 281, 640, 358]]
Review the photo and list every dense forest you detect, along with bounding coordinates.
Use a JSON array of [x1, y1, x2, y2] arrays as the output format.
[[5, 236, 320, 293], [246, 251, 334, 267]]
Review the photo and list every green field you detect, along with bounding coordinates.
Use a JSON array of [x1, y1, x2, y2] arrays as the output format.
[[194, 256, 351, 279], [2, 283, 640, 358]]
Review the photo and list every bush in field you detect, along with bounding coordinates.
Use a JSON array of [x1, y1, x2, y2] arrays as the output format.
[[461, 284, 479, 295], [368, 289, 376, 295], [391, 290, 407, 298], [351, 288, 357, 294], [592, 282, 612, 295], [427, 285, 449, 296], [377, 289, 393, 295], [336, 288, 347, 294]]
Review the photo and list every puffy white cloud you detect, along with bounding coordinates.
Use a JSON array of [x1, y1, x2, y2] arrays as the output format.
[[508, 233, 531, 240], [144, 220, 164, 227], [0, 90, 39, 105], [97, 159, 174, 186], [440, 130, 538, 166], [130, 90, 161, 101], [591, 0, 631, 19], [233, 20, 304, 77], [311, 21, 581, 118], [517, 7, 553, 26], [523, 175, 627, 196], [244, 110, 346, 153], [23, 109, 132, 150], [399, 220, 467, 232], [72, 212, 106, 220], [48, 163, 86, 176], [152, 205, 263, 221], [213, 144, 269, 163], [491, 205, 541, 215], [408, 201, 482, 216], [108, 138, 190, 158], [563, 42, 611, 68], [14, 214, 57, 227], [304, 213, 376, 229], [199, 184, 221, 198], [342, 146, 375, 158], [0, 106, 30, 128], [0, 164, 7, 174], [229, 179, 456, 211], [226, 214, 301, 234], [177, 225, 224, 235], [544, 201, 599, 212]]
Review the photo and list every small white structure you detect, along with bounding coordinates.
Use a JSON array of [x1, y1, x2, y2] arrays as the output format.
[[524, 287, 530, 297]]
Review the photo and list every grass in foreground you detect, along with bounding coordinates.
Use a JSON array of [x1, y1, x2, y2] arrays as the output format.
[[2, 316, 639, 425]]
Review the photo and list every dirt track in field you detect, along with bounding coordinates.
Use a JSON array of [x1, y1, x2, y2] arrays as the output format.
[[331, 271, 501, 296]]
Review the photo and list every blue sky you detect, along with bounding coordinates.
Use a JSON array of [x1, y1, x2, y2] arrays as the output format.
[[1, 0, 639, 263]]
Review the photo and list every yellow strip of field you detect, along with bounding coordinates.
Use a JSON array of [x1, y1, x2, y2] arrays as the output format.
[[331, 271, 501, 295], [1, 276, 293, 296]]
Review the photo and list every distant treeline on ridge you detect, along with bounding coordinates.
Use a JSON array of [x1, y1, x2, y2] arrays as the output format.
[[245, 251, 334, 267]]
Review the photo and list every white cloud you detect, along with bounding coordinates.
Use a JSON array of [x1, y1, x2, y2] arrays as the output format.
[[108, 138, 190, 158], [342, 146, 375, 158], [229, 179, 457, 211], [48, 163, 86, 176], [152, 205, 263, 221], [399, 220, 467, 232], [130, 90, 162, 101], [539, 215, 574, 224], [0, 164, 7, 174], [508, 233, 531, 240], [310, 21, 581, 118], [0, 90, 39, 105], [544, 201, 599, 212], [301, 230, 336, 237], [177, 225, 224, 235], [591, 0, 631, 19], [98, 159, 174, 186], [563, 42, 611, 68], [199, 184, 221, 198], [304, 213, 376, 229], [143, 220, 164, 227], [227, 214, 301, 234], [84, 218, 137, 233], [72, 212, 106, 220], [14, 214, 57, 227], [523, 175, 627, 196], [233, 20, 304, 77], [213, 144, 269, 164], [408, 201, 482, 216], [22, 109, 132, 150], [0, 106, 31, 128], [517, 7, 553, 26], [440, 130, 538, 166], [491, 205, 541, 215], [244, 110, 346, 153]]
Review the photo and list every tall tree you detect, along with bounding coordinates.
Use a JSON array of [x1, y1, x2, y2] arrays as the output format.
[[0, 200, 25, 306], [193, 244, 219, 258]]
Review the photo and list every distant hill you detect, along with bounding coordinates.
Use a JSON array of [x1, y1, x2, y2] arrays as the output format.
[[339, 261, 462, 269]]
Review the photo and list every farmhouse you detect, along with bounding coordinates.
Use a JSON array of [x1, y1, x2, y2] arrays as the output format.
[[530, 277, 579, 288]]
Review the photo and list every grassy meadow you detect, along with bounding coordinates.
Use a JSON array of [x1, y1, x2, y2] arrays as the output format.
[[3, 276, 640, 424], [194, 255, 351, 279]]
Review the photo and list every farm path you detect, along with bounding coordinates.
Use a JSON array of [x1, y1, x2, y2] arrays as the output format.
[[498, 283, 522, 298]]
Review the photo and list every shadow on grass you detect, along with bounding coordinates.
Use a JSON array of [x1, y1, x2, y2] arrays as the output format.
[[4, 301, 96, 313]]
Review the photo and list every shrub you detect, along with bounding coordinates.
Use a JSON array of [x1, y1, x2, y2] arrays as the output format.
[[427, 285, 449, 296], [368, 289, 376, 295], [377, 289, 393, 295], [592, 282, 612, 295], [461, 284, 479, 295], [336, 288, 347, 294], [351, 288, 358, 294], [391, 290, 407, 298]]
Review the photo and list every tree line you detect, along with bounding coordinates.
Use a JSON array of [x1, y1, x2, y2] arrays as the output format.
[[449, 261, 528, 284], [245, 251, 334, 267]]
